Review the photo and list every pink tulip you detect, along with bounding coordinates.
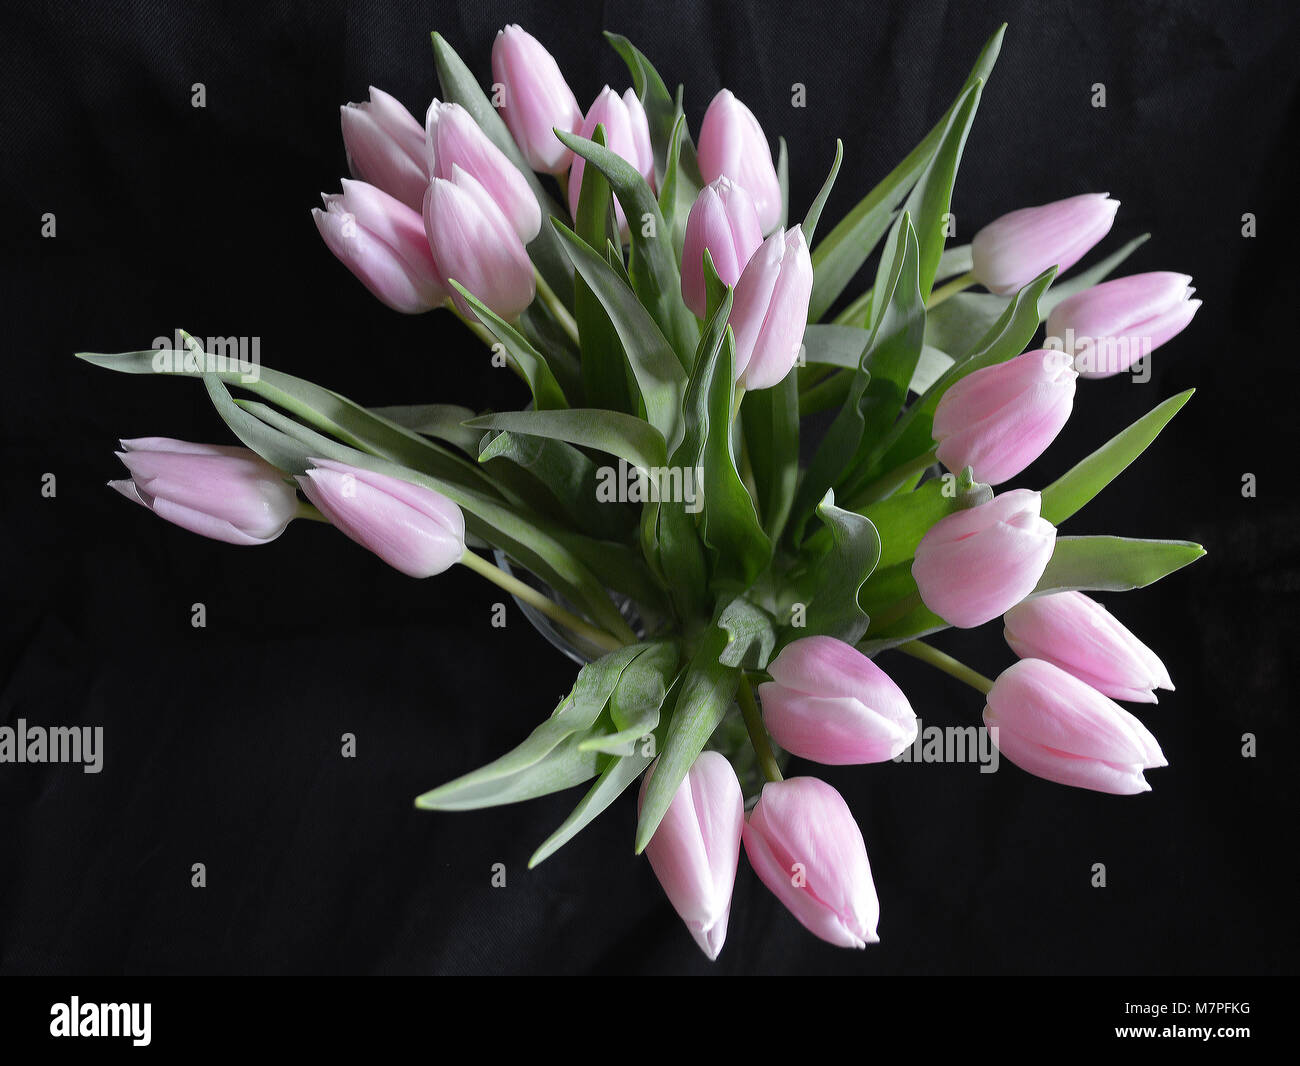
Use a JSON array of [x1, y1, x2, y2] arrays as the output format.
[[425, 100, 541, 244], [912, 489, 1057, 628], [339, 87, 430, 213], [638, 751, 744, 961], [697, 89, 783, 233], [1004, 591, 1174, 703], [110, 438, 297, 545], [932, 349, 1078, 485], [313, 179, 444, 314], [983, 658, 1167, 794], [743, 777, 880, 949], [971, 193, 1119, 296], [423, 168, 536, 320], [1046, 272, 1201, 378], [758, 636, 917, 764], [567, 86, 655, 232], [296, 459, 465, 578], [730, 227, 813, 390], [491, 24, 583, 175], [680, 177, 764, 318]]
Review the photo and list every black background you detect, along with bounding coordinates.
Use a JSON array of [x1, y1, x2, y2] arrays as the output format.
[[0, 0, 1296, 977]]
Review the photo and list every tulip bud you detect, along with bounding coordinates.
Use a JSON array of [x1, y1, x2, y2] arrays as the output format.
[[730, 227, 813, 391], [638, 751, 744, 960], [758, 636, 917, 764], [110, 438, 297, 545], [491, 24, 583, 175], [680, 177, 764, 318], [567, 87, 655, 234], [932, 349, 1078, 485], [339, 87, 430, 213], [1004, 591, 1174, 703], [697, 89, 783, 234], [1045, 272, 1201, 378], [971, 193, 1119, 296], [313, 180, 444, 314], [296, 459, 465, 578], [743, 777, 880, 949], [425, 100, 541, 244], [423, 168, 536, 320], [912, 489, 1057, 629], [983, 658, 1167, 794]]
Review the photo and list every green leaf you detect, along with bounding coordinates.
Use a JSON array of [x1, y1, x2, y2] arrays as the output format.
[[870, 82, 982, 317], [937, 243, 973, 280], [604, 32, 703, 198], [793, 491, 882, 644], [866, 267, 1057, 478], [801, 324, 874, 369], [923, 292, 1012, 359], [205, 378, 635, 639], [449, 285, 569, 411], [669, 286, 772, 588], [788, 218, 923, 541], [430, 31, 573, 302], [477, 429, 631, 541], [414, 731, 610, 811], [529, 735, 658, 868], [465, 408, 667, 472], [79, 343, 504, 498], [658, 112, 689, 258], [635, 628, 739, 852], [415, 644, 649, 809], [552, 220, 686, 443], [808, 24, 1004, 322], [573, 123, 633, 415], [858, 468, 987, 570], [368, 404, 481, 454], [583, 642, 679, 754], [557, 130, 700, 363], [1041, 390, 1194, 526], [801, 139, 844, 245], [741, 370, 799, 539], [717, 596, 778, 669], [1034, 536, 1206, 595]]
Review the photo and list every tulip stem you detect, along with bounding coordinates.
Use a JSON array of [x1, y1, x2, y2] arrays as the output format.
[[534, 268, 580, 346], [925, 270, 977, 310], [895, 640, 993, 695], [845, 446, 939, 510], [459, 551, 625, 653], [737, 674, 783, 783]]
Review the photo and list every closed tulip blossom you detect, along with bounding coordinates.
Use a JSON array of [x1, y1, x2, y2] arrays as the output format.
[[697, 89, 783, 233], [1045, 272, 1201, 378], [340, 87, 431, 213], [971, 193, 1119, 295], [983, 658, 1167, 794], [567, 86, 655, 232], [110, 438, 298, 545], [1004, 591, 1174, 703], [491, 24, 583, 175], [638, 751, 744, 960], [932, 349, 1078, 485], [423, 168, 536, 319], [730, 226, 813, 390], [759, 636, 917, 764], [912, 489, 1057, 628], [296, 459, 465, 578], [680, 177, 764, 318], [313, 179, 444, 314], [743, 777, 880, 949], [425, 100, 541, 243]]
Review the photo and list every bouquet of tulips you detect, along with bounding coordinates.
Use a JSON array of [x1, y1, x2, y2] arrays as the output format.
[[78, 22, 1205, 958]]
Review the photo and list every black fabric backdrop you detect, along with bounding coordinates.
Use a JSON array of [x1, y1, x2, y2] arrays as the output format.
[[0, 0, 1296, 976]]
